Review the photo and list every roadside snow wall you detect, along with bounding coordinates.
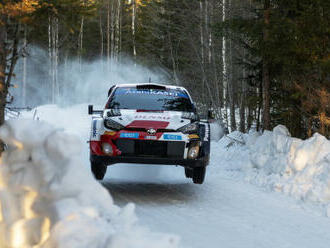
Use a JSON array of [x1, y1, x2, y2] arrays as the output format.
[[215, 125, 330, 216], [0, 119, 179, 248]]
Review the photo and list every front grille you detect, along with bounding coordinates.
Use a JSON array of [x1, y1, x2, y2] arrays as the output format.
[[115, 139, 185, 158], [135, 140, 167, 157]]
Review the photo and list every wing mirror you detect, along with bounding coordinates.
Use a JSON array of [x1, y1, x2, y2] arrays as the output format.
[[88, 105, 103, 115]]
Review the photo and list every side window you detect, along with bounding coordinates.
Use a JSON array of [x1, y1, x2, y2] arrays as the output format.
[[105, 87, 116, 109]]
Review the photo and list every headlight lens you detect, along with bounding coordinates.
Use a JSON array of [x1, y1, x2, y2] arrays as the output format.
[[106, 109, 121, 117], [177, 122, 199, 134], [102, 143, 113, 155], [188, 145, 200, 159], [104, 119, 124, 130], [182, 112, 197, 121]]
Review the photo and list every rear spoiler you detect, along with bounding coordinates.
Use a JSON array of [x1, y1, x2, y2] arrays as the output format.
[[88, 105, 103, 115]]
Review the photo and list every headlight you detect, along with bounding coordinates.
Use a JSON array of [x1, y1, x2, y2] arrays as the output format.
[[106, 109, 121, 117], [102, 143, 113, 155], [188, 145, 200, 159], [104, 119, 124, 130], [182, 112, 197, 120], [177, 122, 199, 134]]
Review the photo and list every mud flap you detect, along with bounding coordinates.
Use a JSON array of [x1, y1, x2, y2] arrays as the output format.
[[198, 122, 211, 162]]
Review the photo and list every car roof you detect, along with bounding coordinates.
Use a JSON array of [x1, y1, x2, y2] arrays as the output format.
[[114, 83, 187, 91]]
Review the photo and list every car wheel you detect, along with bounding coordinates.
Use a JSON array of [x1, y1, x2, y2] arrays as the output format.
[[91, 162, 107, 180], [192, 166, 206, 184], [185, 167, 193, 178]]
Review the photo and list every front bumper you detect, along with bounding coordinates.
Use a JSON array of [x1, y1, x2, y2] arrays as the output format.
[[89, 130, 208, 167], [90, 154, 208, 167]]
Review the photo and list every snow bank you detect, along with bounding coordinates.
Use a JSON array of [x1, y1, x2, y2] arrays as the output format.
[[216, 125, 330, 216], [0, 120, 179, 248], [209, 120, 225, 141]]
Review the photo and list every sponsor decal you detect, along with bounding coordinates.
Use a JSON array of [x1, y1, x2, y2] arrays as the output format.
[[134, 115, 170, 120], [163, 134, 182, 141], [115, 88, 189, 98], [120, 132, 139, 139], [145, 136, 157, 140], [92, 120, 97, 138], [204, 124, 210, 141]]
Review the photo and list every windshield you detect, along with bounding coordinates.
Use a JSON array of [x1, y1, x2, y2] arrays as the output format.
[[106, 87, 194, 112]]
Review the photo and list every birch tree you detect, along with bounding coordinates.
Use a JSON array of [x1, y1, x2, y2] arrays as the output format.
[[262, 0, 271, 130]]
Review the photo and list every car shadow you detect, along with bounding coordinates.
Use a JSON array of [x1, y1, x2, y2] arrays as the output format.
[[101, 179, 199, 207]]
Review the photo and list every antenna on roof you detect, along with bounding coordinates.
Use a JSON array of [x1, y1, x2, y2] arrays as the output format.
[[149, 77, 151, 83]]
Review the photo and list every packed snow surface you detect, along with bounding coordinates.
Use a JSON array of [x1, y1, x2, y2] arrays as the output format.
[[0, 119, 178, 248], [2, 104, 330, 248]]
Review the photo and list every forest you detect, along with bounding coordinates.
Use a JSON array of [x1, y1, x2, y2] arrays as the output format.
[[0, 0, 329, 139]]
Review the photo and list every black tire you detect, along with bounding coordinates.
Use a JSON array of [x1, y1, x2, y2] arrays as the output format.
[[192, 166, 206, 184], [91, 162, 107, 180], [184, 167, 193, 178]]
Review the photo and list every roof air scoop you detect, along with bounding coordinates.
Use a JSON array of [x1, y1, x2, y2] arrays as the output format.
[[136, 84, 166, 90]]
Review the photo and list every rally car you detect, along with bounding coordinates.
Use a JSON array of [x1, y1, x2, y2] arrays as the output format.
[[88, 83, 211, 184]]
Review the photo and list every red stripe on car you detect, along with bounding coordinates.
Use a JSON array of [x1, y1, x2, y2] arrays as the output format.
[[126, 120, 169, 129], [90, 141, 103, 155]]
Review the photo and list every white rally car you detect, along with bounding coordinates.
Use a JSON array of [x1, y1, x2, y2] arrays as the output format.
[[88, 84, 211, 184]]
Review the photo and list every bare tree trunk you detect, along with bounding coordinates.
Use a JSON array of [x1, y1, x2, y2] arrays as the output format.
[[0, 24, 7, 126], [49, 16, 59, 104], [132, 0, 137, 63], [262, 0, 271, 130], [199, 1, 205, 68], [209, 0, 221, 117], [256, 85, 262, 131], [99, 12, 104, 60], [0, 22, 7, 152], [115, 0, 121, 61], [6, 25, 19, 90], [227, 0, 236, 131], [247, 104, 253, 130], [239, 51, 246, 132], [205, 0, 211, 66], [239, 85, 246, 132], [119, 1, 122, 60], [22, 26, 27, 107], [52, 18, 56, 103], [222, 0, 227, 107], [107, 0, 110, 71], [168, 33, 179, 85], [110, 0, 115, 69], [48, 16, 52, 89], [78, 17, 84, 72], [55, 18, 59, 101], [199, 1, 206, 101], [228, 56, 237, 131]]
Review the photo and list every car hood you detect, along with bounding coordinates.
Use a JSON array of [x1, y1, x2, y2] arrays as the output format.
[[104, 109, 192, 130]]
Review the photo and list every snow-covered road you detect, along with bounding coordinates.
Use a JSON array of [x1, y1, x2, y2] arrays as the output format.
[[102, 163, 330, 248], [23, 105, 330, 248]]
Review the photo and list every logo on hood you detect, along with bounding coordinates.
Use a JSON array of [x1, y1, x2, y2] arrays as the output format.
[[147, 128, 157, 135]]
